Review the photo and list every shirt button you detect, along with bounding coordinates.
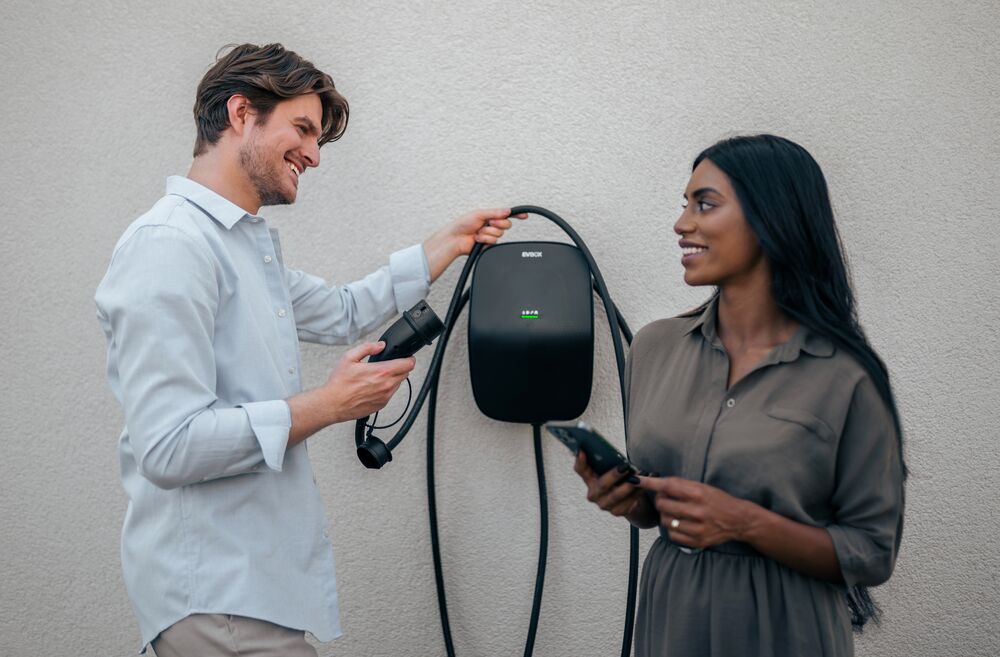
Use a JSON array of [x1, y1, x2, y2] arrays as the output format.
[[277, 308, 287, 317], [288, 367, 295, 374], [264, 255, 273, 263], [726, 398, 736, 408]]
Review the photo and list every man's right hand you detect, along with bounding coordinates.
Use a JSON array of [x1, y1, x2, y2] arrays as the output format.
[[286, 341, 416, 447], [323, 341, 416, 422]]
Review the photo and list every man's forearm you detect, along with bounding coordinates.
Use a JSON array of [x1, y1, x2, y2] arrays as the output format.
[[423, 228, 461, 283], [286, 388, 341, 448]]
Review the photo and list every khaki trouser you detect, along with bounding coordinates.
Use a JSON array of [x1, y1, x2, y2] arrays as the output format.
[[151, 614, 318, 657]]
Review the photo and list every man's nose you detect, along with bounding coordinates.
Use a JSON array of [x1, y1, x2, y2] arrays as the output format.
[[303, 139, 320, 168]]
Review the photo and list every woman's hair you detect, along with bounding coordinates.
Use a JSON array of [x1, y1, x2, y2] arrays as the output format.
[[192, 43, 349, 157], [694, 134, 906, 631]]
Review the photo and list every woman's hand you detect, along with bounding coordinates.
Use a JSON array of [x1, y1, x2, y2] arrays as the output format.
[[574, 452, 658, 527], [636, 476, 755, 549]]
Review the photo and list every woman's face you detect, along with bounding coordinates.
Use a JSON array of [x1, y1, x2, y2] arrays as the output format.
[[674, 158, 766, 288]]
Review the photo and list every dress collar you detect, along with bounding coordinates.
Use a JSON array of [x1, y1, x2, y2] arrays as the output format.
[[683, 294, 834, 360]]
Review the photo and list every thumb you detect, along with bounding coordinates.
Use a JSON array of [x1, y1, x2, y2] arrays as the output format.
[[345, 341, 385, 362]]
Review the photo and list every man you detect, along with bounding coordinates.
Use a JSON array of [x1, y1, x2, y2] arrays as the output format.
[[95, 43, 522, 656]]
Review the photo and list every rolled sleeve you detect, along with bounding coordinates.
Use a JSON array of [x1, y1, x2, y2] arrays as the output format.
[[238, 400, 292, 471], [388, 243, 431, 312], [826, 376, 905, 587]]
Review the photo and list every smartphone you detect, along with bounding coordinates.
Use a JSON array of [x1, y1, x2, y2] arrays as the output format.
[[544, 421, 634, 476]]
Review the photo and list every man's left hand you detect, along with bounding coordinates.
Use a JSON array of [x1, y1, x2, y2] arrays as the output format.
[[424, 208, 527, 281]]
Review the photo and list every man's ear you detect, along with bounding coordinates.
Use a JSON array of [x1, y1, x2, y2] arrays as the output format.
[[226, 94, 253, 137]]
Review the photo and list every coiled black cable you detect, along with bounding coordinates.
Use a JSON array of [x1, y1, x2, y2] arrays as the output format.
[[422, 206, 638, 657]]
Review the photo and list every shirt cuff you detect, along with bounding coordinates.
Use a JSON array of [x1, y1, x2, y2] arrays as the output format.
[[237, 400, 292, 471], [388, 243, 432, 313]]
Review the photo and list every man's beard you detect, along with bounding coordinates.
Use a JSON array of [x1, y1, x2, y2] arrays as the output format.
[[239, 130, 293, 207]]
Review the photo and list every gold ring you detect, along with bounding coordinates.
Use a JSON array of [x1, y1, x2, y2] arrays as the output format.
[[670, 518, 681, 530]]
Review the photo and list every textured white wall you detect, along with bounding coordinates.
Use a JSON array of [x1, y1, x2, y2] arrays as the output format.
[[1, 1, 997, 655]]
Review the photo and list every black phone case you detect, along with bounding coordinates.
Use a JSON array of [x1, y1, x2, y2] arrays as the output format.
[[545, 424, 631, 475]]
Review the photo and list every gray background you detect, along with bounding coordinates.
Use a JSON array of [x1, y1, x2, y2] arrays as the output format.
[[2, 1, 998, 655]]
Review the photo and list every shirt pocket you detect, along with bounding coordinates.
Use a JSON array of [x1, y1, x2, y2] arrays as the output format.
[[765, 406, 837, 442]]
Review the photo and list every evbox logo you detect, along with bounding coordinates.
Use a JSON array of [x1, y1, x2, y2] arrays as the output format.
[[521, 251, 543, 258]]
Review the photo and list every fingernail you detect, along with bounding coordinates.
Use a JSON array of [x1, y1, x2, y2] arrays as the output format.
[[627, 475, 640, 485], [616, 463, 630, 473]]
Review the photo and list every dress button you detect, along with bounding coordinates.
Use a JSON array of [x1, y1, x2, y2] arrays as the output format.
[[277, 308, 287, 317], [726, 398, 736, 408], [264, 255, 273, 263]]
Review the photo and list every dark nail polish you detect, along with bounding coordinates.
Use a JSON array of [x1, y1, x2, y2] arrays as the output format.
[[616, 463, 630, 473], [627, 475, 640, 485]]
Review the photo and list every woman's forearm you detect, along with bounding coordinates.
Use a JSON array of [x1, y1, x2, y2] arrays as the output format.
[[739, 502, 843, 583]]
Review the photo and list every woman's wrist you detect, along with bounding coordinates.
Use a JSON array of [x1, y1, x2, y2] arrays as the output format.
[[733, 499, 773, 544]]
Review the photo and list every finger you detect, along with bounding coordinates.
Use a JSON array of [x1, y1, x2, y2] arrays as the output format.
[[487, 218, 513, 230], [345, 341, 385, 362], [574, 451, 596, 482], [653, 496, 700, 521], [476, 208, 514, 221], [512, 213, 528, 219], [597, 481, 641, 510], [478, 226, 504, 237], [596, 463, 634, 489], [372, 355, 416, 376], [666, 526, 701, 547], [636, 475, 669, 492], [609, 495, 641, 517]]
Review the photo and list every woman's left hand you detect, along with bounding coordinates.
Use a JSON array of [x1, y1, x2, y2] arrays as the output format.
[[636, 476, 757, 549]]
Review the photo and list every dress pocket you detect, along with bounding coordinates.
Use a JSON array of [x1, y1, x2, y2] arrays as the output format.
[[765, 407, 837, 442]]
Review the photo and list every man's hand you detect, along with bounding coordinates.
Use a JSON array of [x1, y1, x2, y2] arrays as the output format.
[[423, 208, 528, 282], [286, 341, 415, 447]]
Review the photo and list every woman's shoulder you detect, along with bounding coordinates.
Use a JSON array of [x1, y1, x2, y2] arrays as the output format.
[[632, 310, 703, 353]]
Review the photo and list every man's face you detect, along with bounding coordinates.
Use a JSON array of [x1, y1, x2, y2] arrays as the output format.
[[238, 93, 323, 207]]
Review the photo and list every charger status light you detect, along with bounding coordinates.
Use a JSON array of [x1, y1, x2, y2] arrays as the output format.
[[520, 309, 540, 319]]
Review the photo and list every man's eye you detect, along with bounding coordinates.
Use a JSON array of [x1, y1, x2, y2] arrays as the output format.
[[296, 125, 306, 134]]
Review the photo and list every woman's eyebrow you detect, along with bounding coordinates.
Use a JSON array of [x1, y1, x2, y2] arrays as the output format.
[[683, 186, 721, 199]]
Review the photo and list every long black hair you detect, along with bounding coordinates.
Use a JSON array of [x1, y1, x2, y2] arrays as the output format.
[[694, 134, 906, 631]]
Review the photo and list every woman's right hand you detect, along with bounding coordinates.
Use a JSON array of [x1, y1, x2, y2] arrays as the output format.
[[573, 451, 654, 524]]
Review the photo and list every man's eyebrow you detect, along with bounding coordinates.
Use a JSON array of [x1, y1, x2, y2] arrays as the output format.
[[683, 186, 720, 199], [293, 116, 319, 135]]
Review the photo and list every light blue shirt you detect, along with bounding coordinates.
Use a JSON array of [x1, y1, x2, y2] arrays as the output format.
[[95, 176, 430, 648]]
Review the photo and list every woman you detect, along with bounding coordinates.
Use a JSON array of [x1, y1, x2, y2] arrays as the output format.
[[575, 134, 905, 656]]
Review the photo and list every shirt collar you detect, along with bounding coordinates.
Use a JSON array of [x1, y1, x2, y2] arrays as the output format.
[[166, 175, 251, 230], [684, 294, 835, 360]]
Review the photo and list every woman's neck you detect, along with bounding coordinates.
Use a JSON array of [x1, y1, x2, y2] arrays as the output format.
[[716, 277, 798, 351]]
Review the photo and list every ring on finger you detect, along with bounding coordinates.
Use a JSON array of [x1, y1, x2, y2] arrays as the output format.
[[669, 518, 681, 530]]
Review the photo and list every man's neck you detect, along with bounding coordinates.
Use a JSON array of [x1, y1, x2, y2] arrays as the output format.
[[187, 150, 261, 215]]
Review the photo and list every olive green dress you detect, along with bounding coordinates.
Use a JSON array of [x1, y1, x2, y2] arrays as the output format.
[[626, 297, 904, 657]]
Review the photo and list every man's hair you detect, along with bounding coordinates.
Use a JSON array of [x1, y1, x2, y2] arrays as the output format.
[[192, 43, 349, 156]]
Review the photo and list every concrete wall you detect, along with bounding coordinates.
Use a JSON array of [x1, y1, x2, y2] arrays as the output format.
[[2, 1, 997, 655]]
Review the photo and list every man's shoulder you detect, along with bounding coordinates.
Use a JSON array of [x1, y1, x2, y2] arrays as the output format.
[[113, 194, 210, 256]]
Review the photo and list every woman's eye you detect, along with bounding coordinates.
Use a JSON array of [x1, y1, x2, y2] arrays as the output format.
[[681, 200, 689, 209], [697, 200, 714, 212]]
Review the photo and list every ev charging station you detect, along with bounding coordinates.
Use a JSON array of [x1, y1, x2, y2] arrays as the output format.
[[354, 206, 638, 657]]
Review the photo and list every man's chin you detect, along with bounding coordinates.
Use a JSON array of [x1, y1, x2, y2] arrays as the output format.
[[258, 189, 295, 207]]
